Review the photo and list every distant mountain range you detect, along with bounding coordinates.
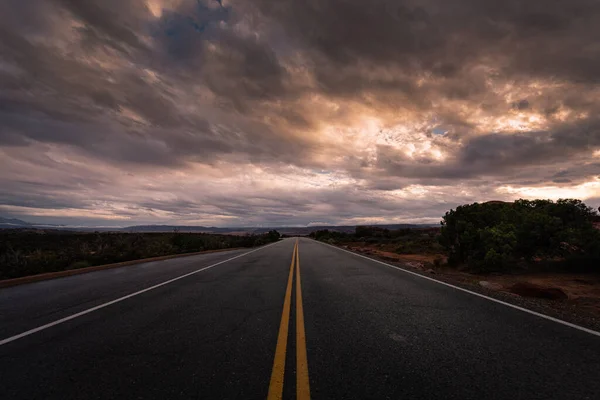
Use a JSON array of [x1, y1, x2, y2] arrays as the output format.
[[0, 216, 66, 229], [0, 216, 32, 228], [0, 216, 437, 234], [121, 224, 436, 235]]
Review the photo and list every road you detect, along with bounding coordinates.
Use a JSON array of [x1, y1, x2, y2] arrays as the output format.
[[1, 237, 599, 399]]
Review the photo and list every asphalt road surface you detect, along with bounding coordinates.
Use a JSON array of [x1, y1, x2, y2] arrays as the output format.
[[1, 238, 599, 399]]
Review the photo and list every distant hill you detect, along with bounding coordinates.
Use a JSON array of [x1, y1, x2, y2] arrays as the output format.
[[0, 216, 32, 228], [123, 225, 221, 233], [122, 224, 438, 235], [0, 216, 67, 230], [0, 217, 437, 234]]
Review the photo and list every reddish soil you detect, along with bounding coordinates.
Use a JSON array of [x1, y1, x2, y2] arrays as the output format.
[[485, 274, 600, 315], [341, 242, 445, 267]]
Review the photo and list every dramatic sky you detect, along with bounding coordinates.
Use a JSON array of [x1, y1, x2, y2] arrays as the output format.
[[1, 0, 600, 227]]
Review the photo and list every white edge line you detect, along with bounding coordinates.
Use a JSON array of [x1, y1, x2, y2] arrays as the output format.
[[313, 239, 600, 338], [0, 241, 281, 347]]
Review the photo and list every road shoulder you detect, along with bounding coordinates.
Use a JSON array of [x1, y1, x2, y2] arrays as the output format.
[[313, 239, 600, 334]]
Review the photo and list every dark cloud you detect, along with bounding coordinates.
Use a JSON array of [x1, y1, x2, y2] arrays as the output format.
[[248, 0, 600, 120], [55, 0, 150, 51], [153, 1, 230, 64], [250, 0, 600, 76], [1, 0, 600, 225], [513, 100, 530, 110]]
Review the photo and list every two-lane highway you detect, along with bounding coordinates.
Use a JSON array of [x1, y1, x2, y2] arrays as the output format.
[[1, 238, 600, 399]]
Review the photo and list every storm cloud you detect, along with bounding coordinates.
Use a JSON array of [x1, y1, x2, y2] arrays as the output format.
[[1, 0, 599, 226]]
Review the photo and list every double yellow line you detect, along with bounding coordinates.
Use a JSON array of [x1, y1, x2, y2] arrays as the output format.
[[267, 240, 310, 400]]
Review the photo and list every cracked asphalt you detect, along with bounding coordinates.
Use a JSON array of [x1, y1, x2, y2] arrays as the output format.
[[1, 237, 600, 399]]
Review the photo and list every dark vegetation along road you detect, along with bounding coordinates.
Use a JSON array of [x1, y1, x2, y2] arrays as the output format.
[[1, 237, 600, 399], [0, 230, 282, 280], [311, 199, 600, 273]]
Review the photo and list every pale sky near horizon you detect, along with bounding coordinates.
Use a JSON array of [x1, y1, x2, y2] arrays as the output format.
[[1, 0, 600, 227]]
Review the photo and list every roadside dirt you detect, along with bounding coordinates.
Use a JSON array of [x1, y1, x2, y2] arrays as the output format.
[[340, 242, 445, 268], [338, 242, 600, 330]]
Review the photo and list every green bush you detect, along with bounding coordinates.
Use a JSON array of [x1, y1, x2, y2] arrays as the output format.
[[68, 261, 91, 270], [440, 199, 600, 271]]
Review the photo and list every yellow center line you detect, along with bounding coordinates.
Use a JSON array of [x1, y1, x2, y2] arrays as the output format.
[[295, 241, 311, 400], [267, 241, 297, 400]]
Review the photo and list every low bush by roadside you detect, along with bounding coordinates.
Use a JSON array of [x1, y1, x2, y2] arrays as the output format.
[[0, 230, 281, 280]]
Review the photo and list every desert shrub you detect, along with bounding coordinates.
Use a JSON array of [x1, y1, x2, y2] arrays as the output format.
[[308, 229, 350, 242], [440, 199, 600, 272], [433, 256, 445, 268], [0, 230, 280, 280], [68, 261, 91, 270]]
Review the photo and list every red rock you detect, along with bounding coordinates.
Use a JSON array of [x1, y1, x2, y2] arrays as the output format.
[[479, 281, 503, 291], [508, 282, 568, 300]]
